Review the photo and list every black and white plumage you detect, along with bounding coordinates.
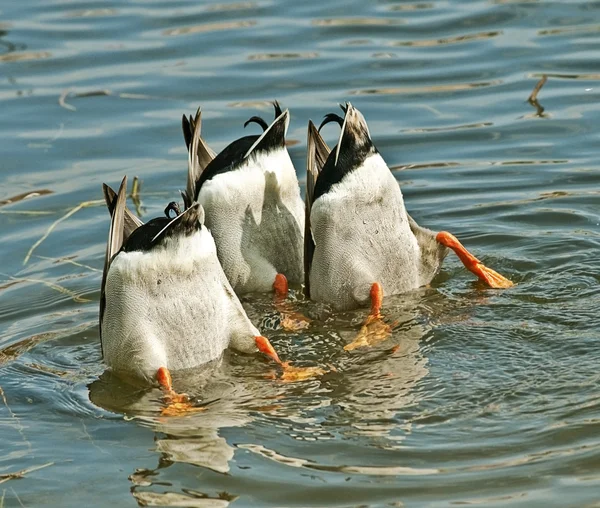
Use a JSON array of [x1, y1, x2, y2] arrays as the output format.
[[100, 177, 266, 385], [181, 103, 305, 294], [305, 103, 448, 311]]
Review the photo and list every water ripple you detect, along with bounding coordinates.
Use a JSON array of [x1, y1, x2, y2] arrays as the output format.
[[163, 20, 257, 37], [350, 80, 502, 96], [1, 0, 599, 505]]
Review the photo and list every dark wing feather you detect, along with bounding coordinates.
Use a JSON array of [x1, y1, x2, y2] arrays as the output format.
[[182, 114, 193, 150], [304, 120, 331, 298], [102, 183, 143, 242], [99, 176, 127, 350]]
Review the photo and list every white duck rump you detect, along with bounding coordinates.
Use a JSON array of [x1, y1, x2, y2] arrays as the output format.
[[304, 103, 513, 314], [100, 177, 281, 393], [181, 103, 304, 296]]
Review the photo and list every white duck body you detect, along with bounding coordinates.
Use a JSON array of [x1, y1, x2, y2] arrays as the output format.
[[182, 104, 304, 294], [199, 146, 304, 293], [100, 181, 261, 385], [310, 154, 421, 310], [306, 104, 447, 311]]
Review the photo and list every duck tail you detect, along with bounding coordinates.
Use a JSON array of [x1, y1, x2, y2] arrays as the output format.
[[304, 120, 331, 297], [102, 183, 144, 242], [182, 108, 217, 208], [244, 102, 289, 159]]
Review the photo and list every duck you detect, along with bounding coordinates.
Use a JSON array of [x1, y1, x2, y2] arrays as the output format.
[[100, 177, 282, 398], [180, 102, 304, 297], [304, 103, 513, 317]]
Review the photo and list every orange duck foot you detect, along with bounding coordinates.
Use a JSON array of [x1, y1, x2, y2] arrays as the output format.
[[280, 314, 311, 331], [160, 401, 206, 417], [156, 367, 203, 416], [344, 315, 393, 351], [260, 355, 325, 383], [256, 333, 324, 382], [436, 231, 514, 289], [272, 273, 312, 331], [344, 282, 392, 351], [280, 361, 327, 382]]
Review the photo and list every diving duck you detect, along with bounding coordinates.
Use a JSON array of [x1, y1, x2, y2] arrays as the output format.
[[100, 177, 281, 396], [305, 103, 513, 316], [180, 102, 304, 297]]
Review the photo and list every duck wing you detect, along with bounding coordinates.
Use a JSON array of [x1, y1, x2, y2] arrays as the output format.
[[304, 120, 331, 298], [100, 176, 127, 346]]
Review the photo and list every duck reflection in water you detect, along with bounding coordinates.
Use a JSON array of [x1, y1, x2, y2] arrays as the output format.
[[88, 348, 333, 505]]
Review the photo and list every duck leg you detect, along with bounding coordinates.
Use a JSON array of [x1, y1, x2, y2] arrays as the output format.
[[436, 232, 514, 288], [369, 281, 384, 318], [345, 282, 393, 351], [272, 273, 311, 331], [273, 273, 289, 298], [255, 335, 282, 364], [257, 333, 325, 382], [156, 367, 203, 416]]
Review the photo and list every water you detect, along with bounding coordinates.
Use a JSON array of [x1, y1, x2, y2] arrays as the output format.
[[1, 0, 600, 506]]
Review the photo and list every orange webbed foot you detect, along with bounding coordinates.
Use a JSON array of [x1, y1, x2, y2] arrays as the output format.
[[280, 361, 327, 382], [156, 367, 204, 416], [160, 401, 206, 417], [344, 315, 393, 351], [344, 282, 393, 351], [436, 231, 514, 289], [272, 273, 311, 331], [278, 310, 311, 332], [256, 335, 324, 382]]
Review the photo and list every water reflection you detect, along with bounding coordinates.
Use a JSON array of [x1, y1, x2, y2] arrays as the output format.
[[312, 18, 401, 27], [87, 290, 440, 501], [0, 51, 51, 63], [386, 3, 434, 12], [163, 20, 257, 37], [132, 489, 234, 507], [393, 31, 502, 47], [207, 2, 259, 13], [3, 0, 600, 504], [238, 443, 439, 475], [403, 122, 493, 134], [90, 362, 252, 502], [326, 294, 433, 440], [350, 80, 502, 95], [538, 24, 600, 37], [248, 52, 319, 61], [65, 9, 118, 18], [0, 27, 26, 55]]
